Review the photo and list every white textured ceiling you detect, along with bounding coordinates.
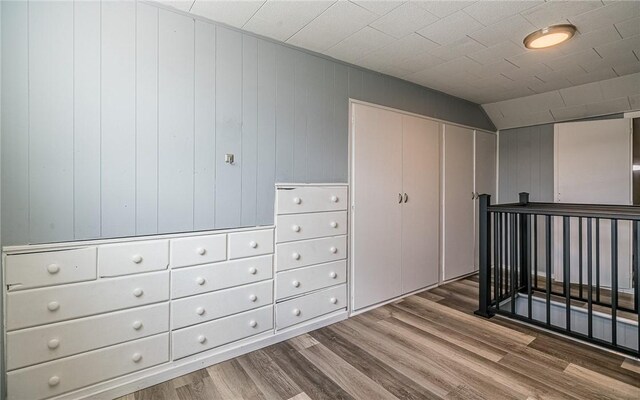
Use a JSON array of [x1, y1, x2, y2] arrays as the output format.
[[161, 0, 640, 128]]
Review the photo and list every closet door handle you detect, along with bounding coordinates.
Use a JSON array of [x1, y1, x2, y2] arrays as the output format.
[[403, 193, 408, 203], [398, 193, 402, 204]]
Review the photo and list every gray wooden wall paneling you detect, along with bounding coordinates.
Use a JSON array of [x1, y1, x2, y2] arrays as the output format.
[[498, 124, 555, 203], [0, 0, 495, 245]]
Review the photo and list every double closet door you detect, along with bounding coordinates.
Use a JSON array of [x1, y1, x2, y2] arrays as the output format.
[[352, 103, 440, 311]]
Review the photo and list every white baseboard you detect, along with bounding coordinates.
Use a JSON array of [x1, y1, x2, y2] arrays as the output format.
[[51, 311, 348, 400]]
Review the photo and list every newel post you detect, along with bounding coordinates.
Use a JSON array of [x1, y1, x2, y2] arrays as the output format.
[[475, 194, 494, 318]]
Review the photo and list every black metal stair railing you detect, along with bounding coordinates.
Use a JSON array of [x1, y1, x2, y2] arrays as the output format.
[[475, 193, 640, 357]]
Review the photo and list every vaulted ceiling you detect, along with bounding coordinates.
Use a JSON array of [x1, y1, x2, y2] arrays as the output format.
[[160, 0, 640, 129]]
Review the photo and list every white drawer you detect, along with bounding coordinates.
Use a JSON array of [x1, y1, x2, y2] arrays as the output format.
[[98, 240, 169, 277], [228, 229, 274, 259], [172, 305, 273, 360], [6, 303, 169, 370], [6, 271, 170, 331], [276, 211, 347, 243], [277, 186, 347, 214], [172, 281, 272, 329], [276, 260, 346, 300], [170, 234, 226, 268], [5, 248, 96, 291], [276, 284, 346, 330], [7, 333, 169, 400], [171, 255, 273, 299], [276, 235, 347, 271]]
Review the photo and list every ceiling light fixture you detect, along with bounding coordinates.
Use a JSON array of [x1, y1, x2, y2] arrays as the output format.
[[523, 24, 577, 49]]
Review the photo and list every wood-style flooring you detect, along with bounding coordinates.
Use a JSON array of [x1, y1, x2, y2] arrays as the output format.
[[118, 275, 640, 400]]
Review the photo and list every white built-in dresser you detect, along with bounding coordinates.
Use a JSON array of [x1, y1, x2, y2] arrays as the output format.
[[2, 184, 348, 400]]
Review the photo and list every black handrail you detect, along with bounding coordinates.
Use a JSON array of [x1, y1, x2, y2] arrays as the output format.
[[476, 192, 640, 358]]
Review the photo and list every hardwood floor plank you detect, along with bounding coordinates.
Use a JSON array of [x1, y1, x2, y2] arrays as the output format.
[[564, 363, 640, 399], [288, 333, 320, 351], [134, 381, 179, 400], [298, 343, 399, 400], [175, 377, 225, 400], [287, 393, 312, 400], [236, 349, 303, 400], [263, 341, 355, 400], [207, 359, 266, 400], [621, 358, 640, 375], [309, 327, 441, 400]]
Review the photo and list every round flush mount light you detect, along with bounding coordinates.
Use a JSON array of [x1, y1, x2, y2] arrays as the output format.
[[523, 24, 577, 49]]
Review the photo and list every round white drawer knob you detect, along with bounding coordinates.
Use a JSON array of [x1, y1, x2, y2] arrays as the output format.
[[330, 297, 338, 304], [292, 252, 301, 260], [198, 335, 207, 344], [132, 320, 143, 330], [47, 264, 60, 274], [48, 376, 60, 387], [196, 277, 206, 285], [330, 246, 338, 254], [196, 307, 205, 315], [249, 267, 258, 275], [133, 288, 144, 297], [132, 254, 143, 264], [292, 225, 301, 232], [48, 339, 60, 350], [47, 301, 60, 312], [329, 271, 337, 279], [132, 353, 142, 363], [293, 197, 301, 205], [249, 294, 257, 302], [249, 241, 258, 249], [292, 308, 301, 316], [249, 320, 258, 328], [331, 195, 338, 203], [330, 221, 338, 228], [197, 247, 206, 255], [292, 280, 300, 288]]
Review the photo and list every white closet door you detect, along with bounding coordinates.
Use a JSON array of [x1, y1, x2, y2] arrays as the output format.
[[554, 119, 632, 289], [352, 103, 403, 311], [474, 131, 497, 270], [443, 124, 475, 281], [401, 115, 440, 293]]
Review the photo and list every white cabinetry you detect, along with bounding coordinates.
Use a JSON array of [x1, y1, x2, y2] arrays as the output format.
[[351, 103, 440, 311]]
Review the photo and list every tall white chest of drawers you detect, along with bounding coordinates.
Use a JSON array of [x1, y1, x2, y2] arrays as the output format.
[[274, 184, 349, 330]]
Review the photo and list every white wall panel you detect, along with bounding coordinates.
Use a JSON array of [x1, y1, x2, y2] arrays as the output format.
[[241, 35, 258, 227], [101, 1, 136, 238], [158, 10, 194, 233]]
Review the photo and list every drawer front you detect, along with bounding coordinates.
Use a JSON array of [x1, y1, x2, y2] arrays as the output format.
[[277, 186, 347, 214], [276, 284, 346, 330], [170, 234, 227, 268], [172, 281, 272, 329], [98, 240, 169, 277], [7, 333, 169, 400], [276, 235, 347, 271], [7, 303, 169, 371], [276, 211, 347, 243], [5, 248, 97, 291], [172, 306, 273, 360], [276, 260, 346, 300], [171, 255, 273, 299], [7, 271, 170, 331], [228, 229, 274, 260]]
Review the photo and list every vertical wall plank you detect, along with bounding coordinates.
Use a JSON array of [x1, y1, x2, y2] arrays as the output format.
[[215, 27, 242, 228], [306, 56, 326, 182], [74, 1, 101, 240], [1, 1, 29, 245], [158, 9, 195, 233], [347, 67, 363, 101], [136, 3, 159, 235], [256, 39, 277, 226], [29, 1, 74, 243], [333, 64, 349, 182], [293, 52, 310, 183], [275, 46, 295, 183], [101, 1, 136, 238], [538, 125, 555, 201], [194, 20, 216, 231], [241, 35, 258, 227]]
